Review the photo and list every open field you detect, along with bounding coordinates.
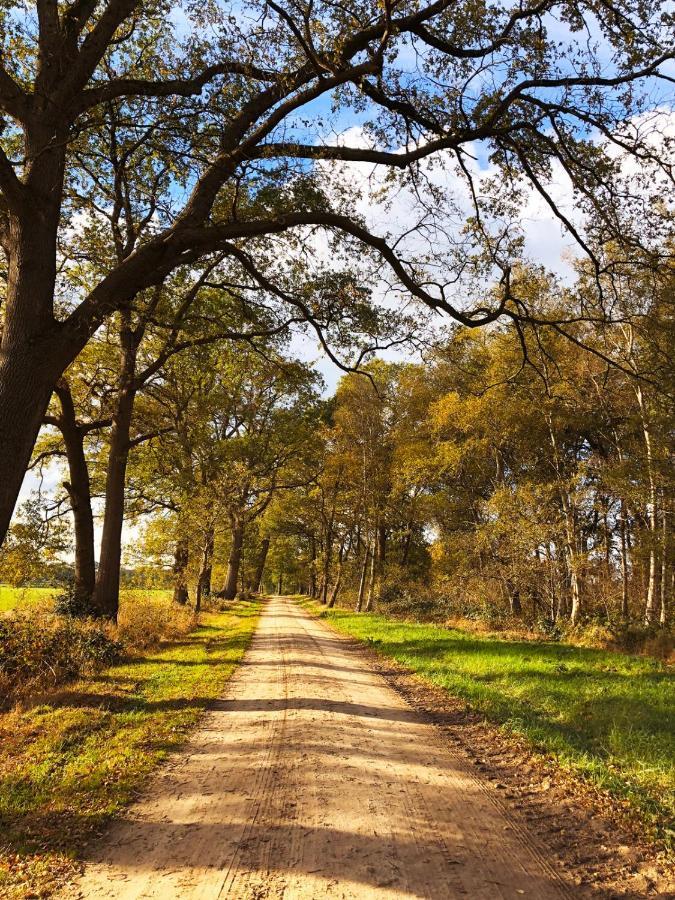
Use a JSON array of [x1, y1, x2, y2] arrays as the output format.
[[0, 586, 172, 614], [0, 586, 58, 612], [60, 597, 574, 900], [0, 599, 261, 899], [307, 602, 675, 844]]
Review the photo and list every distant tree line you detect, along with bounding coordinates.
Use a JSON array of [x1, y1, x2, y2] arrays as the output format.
[[268, 264, 674, 629]]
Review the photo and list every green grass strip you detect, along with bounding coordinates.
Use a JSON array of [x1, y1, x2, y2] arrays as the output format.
[[307, 601, 674, 846], [0, 586, 172, 613], [0, 586, 57, 613], [0, 600, 261, 898]]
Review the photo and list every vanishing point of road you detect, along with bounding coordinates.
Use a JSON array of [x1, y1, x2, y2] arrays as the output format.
[[64, 596, 571, 899]]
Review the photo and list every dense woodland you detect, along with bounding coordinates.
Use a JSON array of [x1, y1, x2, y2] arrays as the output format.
[[147, 265, 674, 634], [0, 1, 672, 637], [1, 258, 672, 642]]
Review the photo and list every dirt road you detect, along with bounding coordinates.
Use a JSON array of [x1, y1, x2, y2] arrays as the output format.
[[64, 597, 572, 899]]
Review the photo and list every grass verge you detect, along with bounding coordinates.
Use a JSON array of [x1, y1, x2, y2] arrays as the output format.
[[0, 599, 261, 898], [306, 601, 674, 846]]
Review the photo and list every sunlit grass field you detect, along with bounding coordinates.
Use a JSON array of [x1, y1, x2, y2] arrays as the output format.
[[0, 585, 172, 613], [308, 602, 674, 844], [0, 586, 57, 612]]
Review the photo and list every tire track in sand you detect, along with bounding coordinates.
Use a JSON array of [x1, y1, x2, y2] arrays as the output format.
[[63, 596, 573, 899]]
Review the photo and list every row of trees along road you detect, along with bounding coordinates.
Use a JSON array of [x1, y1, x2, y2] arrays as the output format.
[[270, 264, 673, 628], [0, 0, 673, 556], [3, 252, 672, 628], [23, 310, 324, 620]]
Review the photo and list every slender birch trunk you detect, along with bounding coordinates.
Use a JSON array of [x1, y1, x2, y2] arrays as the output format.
[[356, 542, 370, 612], [636, 383, 658, 624]]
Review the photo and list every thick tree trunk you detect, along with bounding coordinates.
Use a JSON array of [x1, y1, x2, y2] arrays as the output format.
[[222, 518, 244, 600], [93, 385, 135, 620], [0, 353, 58, 547], [55, 382, 96, 606], [0, 140, 71, 547], [173, 538, 190, 605], [92, 312, 144, 621], [252, 536, 270, 593], [196, 524, 215, 609]]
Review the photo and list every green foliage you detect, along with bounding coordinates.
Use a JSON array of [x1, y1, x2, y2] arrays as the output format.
[[278, 261, 675, 628], [53, 582, 94, 619], [0, 615, 123, 707], [0, 501, 70, 587], [312, 603, 675, 844]]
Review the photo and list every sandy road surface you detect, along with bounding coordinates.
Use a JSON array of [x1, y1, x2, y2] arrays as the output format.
[[64, 597, 571, 899]]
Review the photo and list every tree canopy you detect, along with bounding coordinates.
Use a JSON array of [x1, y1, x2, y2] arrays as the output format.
[[0, 0, 673, 543]]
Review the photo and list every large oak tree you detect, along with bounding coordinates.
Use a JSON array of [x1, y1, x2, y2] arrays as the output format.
[[0, 0, 672, 544]]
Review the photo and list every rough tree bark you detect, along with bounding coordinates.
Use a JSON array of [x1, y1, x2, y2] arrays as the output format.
[[222, 517, 244, 600], [52, 380, 97, 607], [251, 536, 270, 593], [92, 382, 135, 620], [173, 538, 190, 605], [92, 310, 146, 620], [0, 172, 68, 545]]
